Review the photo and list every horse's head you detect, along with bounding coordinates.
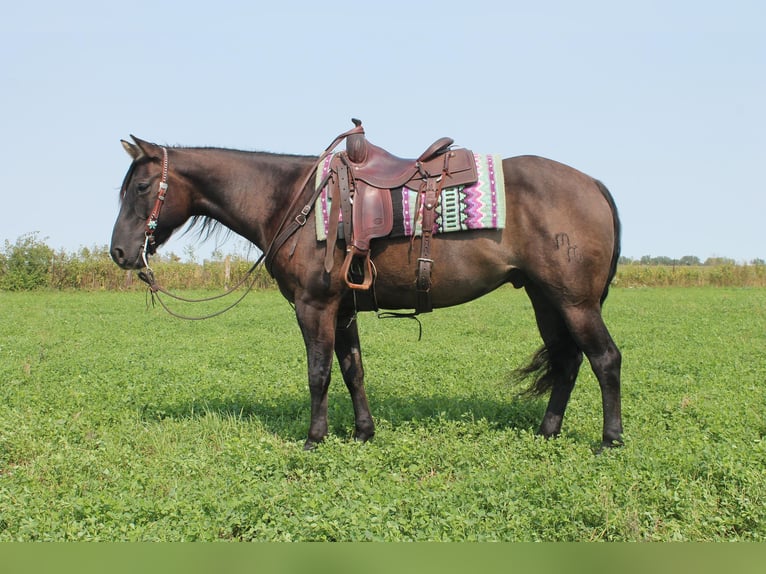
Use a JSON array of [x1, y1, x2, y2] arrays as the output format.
[[110, 137, 191, 269]]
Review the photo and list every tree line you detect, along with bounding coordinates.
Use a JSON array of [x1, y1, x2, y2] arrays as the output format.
[[619, 255, 765, 266], [1, 232, 764, 291]]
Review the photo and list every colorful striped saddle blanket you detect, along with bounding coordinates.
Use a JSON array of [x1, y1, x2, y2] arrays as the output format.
[[314, 153, 505, 241]]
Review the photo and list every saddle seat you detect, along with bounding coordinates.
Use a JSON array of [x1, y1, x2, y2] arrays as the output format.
[[347, 134, 455, 189]]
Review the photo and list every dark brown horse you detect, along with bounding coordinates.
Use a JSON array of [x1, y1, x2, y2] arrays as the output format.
[[110, 126, 622, 450]]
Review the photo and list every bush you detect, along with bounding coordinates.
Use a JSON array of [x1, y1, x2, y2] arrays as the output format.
[[0, 233, 54, 291]]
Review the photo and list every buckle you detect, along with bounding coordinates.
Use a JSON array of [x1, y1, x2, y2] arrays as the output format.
[[295, 204, 311, 226]]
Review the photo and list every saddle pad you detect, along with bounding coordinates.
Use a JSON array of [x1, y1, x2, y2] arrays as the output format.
[[314, 153, 505, 241]]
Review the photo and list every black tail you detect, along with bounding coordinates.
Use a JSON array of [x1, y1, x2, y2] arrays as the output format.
[[513, 338, 582, 397], [595, 179, 621, 306], [513, 345, 557, 397]]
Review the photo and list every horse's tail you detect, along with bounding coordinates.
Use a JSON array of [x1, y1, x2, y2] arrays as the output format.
[[594, 178, 621, 306], [513, 344, 559, 397], [515, 179, 621, 397]]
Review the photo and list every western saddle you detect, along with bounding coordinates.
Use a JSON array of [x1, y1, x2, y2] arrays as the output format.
[[325, 119, 477, 314]]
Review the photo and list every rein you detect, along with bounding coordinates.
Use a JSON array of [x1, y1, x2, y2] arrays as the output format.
[[136, 125, 364, 320], [137, 256, 263, 320]]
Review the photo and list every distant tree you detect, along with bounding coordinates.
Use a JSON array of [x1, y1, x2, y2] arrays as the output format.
[[634, 255, 708, 266], [751, 258, 765, 266], [76, 245, 111, 262], [183, 245, 197, 263], [679, 255, 701, 266], [704, 257, 736, 266], [653, 256, 674, 265]]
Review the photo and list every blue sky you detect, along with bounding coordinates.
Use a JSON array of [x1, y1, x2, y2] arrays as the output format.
[[1, 1, 763, 262]]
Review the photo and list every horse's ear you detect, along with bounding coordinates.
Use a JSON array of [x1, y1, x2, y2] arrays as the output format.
[[129, 135, 161, 160], [121, 139, 143, 160]]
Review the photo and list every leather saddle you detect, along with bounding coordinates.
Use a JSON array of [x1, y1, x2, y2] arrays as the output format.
[[325, 119, 478, 313]]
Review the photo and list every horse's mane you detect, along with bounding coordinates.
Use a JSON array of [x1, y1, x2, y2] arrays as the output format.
[[177, 147, 314, 247], [183, 215, 230, 245]]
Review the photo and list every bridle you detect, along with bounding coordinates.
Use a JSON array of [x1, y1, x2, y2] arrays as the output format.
[[133, 146, 265, 319], [141, 146, 169, 269]]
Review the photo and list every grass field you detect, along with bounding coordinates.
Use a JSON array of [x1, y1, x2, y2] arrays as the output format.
[[0, 286, 764, 541]]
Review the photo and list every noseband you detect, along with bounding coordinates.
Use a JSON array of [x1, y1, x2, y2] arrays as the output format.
[[141, 146, 169, 268]]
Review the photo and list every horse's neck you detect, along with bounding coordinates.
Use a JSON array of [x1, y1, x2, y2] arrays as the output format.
[[182, 149, 315, 250]]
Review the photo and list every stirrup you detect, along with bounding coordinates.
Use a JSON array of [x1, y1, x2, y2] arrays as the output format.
[[341, 247, 374, 290]]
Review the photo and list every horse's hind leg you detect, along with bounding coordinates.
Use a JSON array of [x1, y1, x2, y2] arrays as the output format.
[[334, 311, 375, 442], [522, 283, 584, 438], [560, 305, 623, 448]]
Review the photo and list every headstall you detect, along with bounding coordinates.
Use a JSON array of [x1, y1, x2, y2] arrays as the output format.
[[141, 146, 169, 269]]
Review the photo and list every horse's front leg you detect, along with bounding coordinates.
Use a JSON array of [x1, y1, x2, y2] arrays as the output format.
[[295, 299, 338, 450], [335, 312, 375, 442]]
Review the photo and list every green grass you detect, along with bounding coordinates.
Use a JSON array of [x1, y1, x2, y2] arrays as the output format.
[[0, 287, 764, 541]]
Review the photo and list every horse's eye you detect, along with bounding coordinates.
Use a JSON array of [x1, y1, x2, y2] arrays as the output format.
[[136, 182, 151, 194]]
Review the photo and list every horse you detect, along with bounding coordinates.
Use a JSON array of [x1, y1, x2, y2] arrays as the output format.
[[110, 126, 623, 450]]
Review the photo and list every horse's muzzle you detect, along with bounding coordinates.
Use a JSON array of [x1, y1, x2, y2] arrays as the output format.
[[110, 245, 144, 270]]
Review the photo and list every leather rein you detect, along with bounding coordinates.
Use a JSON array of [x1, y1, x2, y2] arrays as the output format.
[[135, 126, 364, 320]]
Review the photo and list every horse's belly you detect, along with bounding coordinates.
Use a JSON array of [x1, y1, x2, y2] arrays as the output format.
[[369, 232, 516, 310], [373, 277, 510, 310]]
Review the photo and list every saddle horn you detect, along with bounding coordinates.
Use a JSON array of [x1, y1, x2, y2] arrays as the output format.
[[346, 118, 367, 163]]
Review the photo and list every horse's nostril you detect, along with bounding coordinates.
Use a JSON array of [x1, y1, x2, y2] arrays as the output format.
[[111, 247, 125, 264]]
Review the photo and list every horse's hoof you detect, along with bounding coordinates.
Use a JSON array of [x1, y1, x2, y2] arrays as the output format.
[[354, 431, 375, 444], [303, 439, 320, 451], [597, 438, 624, 453]]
